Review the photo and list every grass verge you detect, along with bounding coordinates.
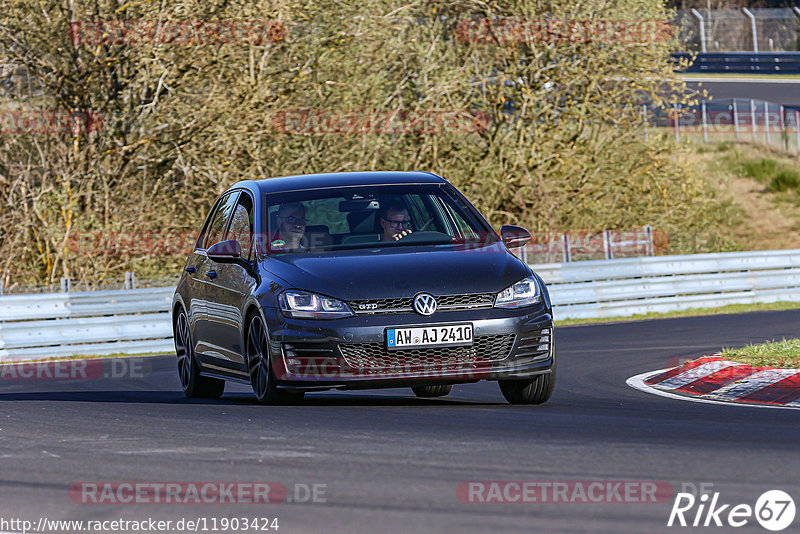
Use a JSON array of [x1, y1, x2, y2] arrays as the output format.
[[557, 301, 800, 326], [722, 338, 800, 368]]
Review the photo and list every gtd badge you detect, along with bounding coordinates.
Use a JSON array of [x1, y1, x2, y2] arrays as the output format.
[[413, 293, 437, 316]]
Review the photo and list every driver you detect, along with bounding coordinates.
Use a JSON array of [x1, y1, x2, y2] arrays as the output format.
[[273, 202, 306, 250], [379, 204, 412, 242]]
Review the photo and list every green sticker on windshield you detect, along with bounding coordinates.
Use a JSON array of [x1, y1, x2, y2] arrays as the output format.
[[271, 239, 285, 249]]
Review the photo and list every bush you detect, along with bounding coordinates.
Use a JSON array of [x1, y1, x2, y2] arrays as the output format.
[[768, 170, 800, 193], [0, 0, 726, 286]]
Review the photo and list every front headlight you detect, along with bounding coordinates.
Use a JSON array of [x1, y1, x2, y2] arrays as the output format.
[[278, 290, 354, 319], [494, 276, 541, 308]]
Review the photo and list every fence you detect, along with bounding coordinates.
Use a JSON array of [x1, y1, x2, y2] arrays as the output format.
[[644, 98, 800, 154], [0, 287, 174, 361], [672, 51, 800, 73], [675, 8, 800, 53], [533, 248, 800, 320], [518, 227, 656, 264], [3, 249, 800, 361]]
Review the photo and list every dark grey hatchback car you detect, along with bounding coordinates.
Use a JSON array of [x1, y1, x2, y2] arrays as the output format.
[[172, 171, 555, 404]]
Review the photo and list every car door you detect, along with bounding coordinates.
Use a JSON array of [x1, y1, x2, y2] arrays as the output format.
[[184, 194, 225, 352], [192, 191, 240, 361], [204, 190, 257, 371]]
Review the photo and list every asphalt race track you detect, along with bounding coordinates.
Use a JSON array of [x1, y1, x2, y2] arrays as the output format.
[[2, 310, 800, 534], [683, 78, 800, 107]]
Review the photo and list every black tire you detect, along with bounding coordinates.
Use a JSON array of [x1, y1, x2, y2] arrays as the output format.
[[411, 385, 453, 398], [246, 313, 305, 405], [174, 310, 225, 399], [498, 367, 555, 405]]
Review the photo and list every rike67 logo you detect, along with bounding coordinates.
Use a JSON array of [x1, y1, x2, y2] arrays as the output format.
[[668, 487, 795, 531]]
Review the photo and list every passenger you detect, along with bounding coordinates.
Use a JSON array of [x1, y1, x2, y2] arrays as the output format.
[[379, 204, 413, 242], [273, 202, 306, 250]]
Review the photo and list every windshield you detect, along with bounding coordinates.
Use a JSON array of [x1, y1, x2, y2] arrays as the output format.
[[263, 184, 496, 254]]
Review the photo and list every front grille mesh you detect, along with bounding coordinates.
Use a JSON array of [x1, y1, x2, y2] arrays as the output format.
[[338, 334, 516, 373], [350, 292, 496, 314]]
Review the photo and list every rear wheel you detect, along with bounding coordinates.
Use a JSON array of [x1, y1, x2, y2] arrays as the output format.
[[246, 314, 304, 405], [174, 310, 225, 399], [498, 367, 555, 405], [411, 385, 452, 398]]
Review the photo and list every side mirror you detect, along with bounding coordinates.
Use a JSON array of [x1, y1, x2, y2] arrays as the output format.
[[207, 239, 241, 262], [500, 225, 531, 249]]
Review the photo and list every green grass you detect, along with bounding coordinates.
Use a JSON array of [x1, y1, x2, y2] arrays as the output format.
[[722, 338, 800, 368], [557, 301, 800, 326], [721, 151, 800, 195]]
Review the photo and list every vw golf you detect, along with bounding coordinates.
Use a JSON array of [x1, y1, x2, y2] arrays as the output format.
[[172, 171, 555, 404]]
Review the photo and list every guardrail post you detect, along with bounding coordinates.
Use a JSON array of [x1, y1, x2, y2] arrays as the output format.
[[60, 277, 70, 293], [732, 100, 740, 142], [701, 101, 708, 143], [795, 110, 800, 154], [603, 230, 613, 260], [780, 105, 787, 151], [765, 101, 770, 144], [742, 8, 758, 53], [644, 226, 654, 256], [690, 8, 707, 53], [750, 99, 757, 140], [561, 234, 571, 263], [0, 280, 3, 296], [124, 271, 136, 290]]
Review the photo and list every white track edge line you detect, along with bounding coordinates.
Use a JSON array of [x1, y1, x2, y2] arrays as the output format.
[[626, 368, 800, 411]]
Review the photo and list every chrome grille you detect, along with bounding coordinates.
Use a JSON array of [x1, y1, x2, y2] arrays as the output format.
[[350, 292, 496, 314], [338, 334, 515, 373]]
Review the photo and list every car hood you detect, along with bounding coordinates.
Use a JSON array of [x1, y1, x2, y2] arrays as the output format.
[[262, 243, 529, 300]]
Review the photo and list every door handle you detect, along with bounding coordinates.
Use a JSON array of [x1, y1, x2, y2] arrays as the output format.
[[184, 266, 196, 273], [206, 270, 217, 279]]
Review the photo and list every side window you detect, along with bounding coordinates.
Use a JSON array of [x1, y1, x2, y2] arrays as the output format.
[[202, 192, 239, 249], [226, 193, 254, 261], [442, 200, 478, 240], [406, 194, 448, 234]]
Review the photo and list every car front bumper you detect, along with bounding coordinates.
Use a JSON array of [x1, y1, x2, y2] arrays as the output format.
[[262, 304, 554, 391]]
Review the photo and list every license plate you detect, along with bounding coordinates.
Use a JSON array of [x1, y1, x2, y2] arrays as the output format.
[[386, 324, 473, 350]]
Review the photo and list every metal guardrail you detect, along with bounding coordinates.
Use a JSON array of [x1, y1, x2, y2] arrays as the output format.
[[534, 249, 800, 319], [0, 287, 174, 361], [672, 52, 800, 73], [2, 249, 800, 360]]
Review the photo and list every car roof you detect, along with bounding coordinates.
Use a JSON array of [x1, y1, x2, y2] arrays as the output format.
[[232, 171, 448, 195]]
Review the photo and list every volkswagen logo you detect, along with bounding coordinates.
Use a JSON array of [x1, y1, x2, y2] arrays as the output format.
[[413, 293, 438, 316]]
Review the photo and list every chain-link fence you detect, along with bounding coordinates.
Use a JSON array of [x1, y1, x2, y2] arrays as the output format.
[[645, 99, 800, 153], [675, 7, 800, 52]]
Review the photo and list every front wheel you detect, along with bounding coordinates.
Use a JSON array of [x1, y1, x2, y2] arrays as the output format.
[[498, 367, 555, 405], [174, 310, 225, 399], [246, 314, 304, 405]]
